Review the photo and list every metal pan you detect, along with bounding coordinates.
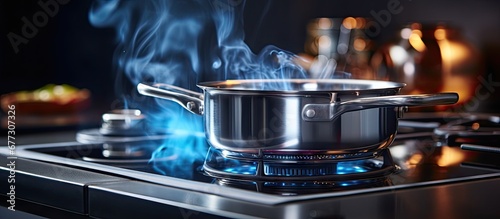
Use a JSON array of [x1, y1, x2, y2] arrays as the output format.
[[137, 79, 458, 154]]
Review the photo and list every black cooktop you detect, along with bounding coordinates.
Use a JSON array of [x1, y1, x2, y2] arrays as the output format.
[[2, 114, 500, 218], [14, 132, 500, 197]]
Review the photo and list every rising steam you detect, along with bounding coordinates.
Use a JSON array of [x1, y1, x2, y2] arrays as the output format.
[[89, 0, 308, 177]]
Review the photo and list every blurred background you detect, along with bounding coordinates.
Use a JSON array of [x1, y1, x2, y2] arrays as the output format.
[[1, 0, 500, 131]]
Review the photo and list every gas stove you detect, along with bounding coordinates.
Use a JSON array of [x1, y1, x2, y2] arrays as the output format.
[[1, 112, 500, 218]]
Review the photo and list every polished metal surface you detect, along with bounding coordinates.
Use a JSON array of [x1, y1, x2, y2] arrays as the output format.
[[2, 139, 500, 219], [461, 144, 500, 154], [302, 93, 458, 121], [204, 92, 399, 153], [0, 153, 127, 214], [137, 81, 458, 153], [197, 78, 405, 91], [99, 109, 147, 135], [137, 83, 204, 115]]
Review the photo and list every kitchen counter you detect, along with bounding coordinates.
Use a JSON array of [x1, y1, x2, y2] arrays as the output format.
[[1, 151, 499, 218], [1, 129, 500, 218], [0, 130, 82, 218]]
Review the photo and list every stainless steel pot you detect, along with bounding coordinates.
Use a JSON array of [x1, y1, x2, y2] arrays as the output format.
[[137, 79, 458, 154]]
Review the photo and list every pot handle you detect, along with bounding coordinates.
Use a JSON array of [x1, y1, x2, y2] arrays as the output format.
[[137, 83, 204, 115], [302, 93, 459, 121]]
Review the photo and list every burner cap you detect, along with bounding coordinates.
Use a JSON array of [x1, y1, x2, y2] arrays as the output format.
[[76, 129, 170, 144], [99, 109, 146, 136]]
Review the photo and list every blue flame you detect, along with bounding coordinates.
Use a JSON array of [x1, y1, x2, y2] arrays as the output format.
[[88, 0, 312, 176], [336, 161, 368, 174]]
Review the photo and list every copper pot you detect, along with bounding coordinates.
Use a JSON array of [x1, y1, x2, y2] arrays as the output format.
[[371, 23, 483, 110]]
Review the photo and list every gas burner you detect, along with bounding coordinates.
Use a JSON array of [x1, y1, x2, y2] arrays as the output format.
[[76, 109, 170, 144], [203, 147, 397, 181], [99, 109, 146, 136], [76, 129, 169, 144], [434, 115, 500, 147]]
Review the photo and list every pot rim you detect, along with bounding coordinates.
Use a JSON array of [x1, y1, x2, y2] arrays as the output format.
[[197, 79, 406, 93]]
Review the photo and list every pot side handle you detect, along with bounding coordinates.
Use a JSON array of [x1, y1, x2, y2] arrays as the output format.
[[137, 83, 204, 115], [302, 93, 459, 121]]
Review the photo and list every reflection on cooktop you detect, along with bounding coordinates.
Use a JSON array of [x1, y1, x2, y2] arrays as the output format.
[[22, 135, 500, 196]]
